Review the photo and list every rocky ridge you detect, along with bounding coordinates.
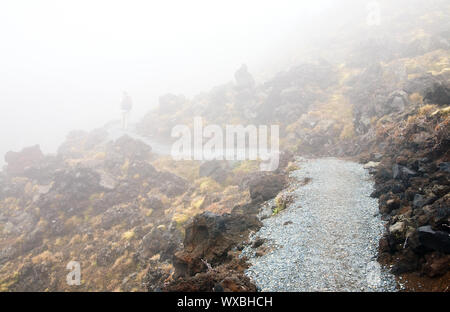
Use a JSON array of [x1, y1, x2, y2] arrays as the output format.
[[1, 2, 449, 291]]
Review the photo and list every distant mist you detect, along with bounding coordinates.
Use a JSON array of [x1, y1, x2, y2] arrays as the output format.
[[1, 0, 448, 165]]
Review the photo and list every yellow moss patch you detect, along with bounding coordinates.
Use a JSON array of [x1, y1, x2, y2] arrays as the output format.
[[232, 160, 259, 174], [0, 271, 19, 292], [37, 218, 48, 229], [31, 250, 58, 264], [65, 215, 83, 228], [69, 234, 82, 245], [112, 252, 129, 269], [172, 213, 189, 226], [151, 157, 200, 181], [441, 106, 450, 115], [419, 104, 438, 116], [157, 224, 166, 231], [172, 213, 190, 232], [122, 230, 135, 240], [340, 124, 355, 140], [198, 177, 222, 193], [273, 194, 287, 215], [409, 92, 423, 104], [223, 185, 239, 195], [24, 182, 35, 196], [54, 237, 65, 247], [121, 158, 130, 174], [286, 162, 299, 172], [431, 105, 450, 117], [191, 196, 205, 210]]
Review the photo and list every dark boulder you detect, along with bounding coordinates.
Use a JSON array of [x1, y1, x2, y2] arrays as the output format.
[[51, 167, 104, 201], [248, 173, 287, 202], [96, 246, 118, 266], [127, 160, 158, 179], [386, 198, 401, 211], [4, 145, 44, 178], [139, 224, 182, 261], [100, 203, 142, 230], [438, 162, 450, 173], [199, 161, 229, 184], [164, 263, 257, 292], [173, 211, 261, 277], [144, 267, 168, 292], [157, 171, 188, 197], [422, 253, 450, 277], [147, 196, 165, 212], [403, 74, 441, 95], [252, 237, 266, 249], [234, 64, 255, 90], [109, 135, 152, 161], [390, 249, 420, 274], [374, 165, 392, 182], [19, 228, 44, 254], [6, 262, 54, 291], [410, 225, 450, 254], [413, 194, 436, 209], [423, 82, 450, 106], [392, 164, 417, 181], [0, 246, 17, 266], [430, 194, 450, 229]]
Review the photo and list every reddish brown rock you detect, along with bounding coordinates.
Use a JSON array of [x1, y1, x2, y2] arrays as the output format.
[[423, 253, 450, 277], [172, 211, 261, 277], [248, 173, 287, 202], [5, 145, 44, 177]]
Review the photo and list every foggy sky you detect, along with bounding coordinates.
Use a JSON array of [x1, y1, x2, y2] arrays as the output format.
[[0, 0, 413, 165]]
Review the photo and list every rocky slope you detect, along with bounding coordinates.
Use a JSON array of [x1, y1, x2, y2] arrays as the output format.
[[363, 101, 450, 291], [1, 1, 449, 292], [0, 123, 293, 291]]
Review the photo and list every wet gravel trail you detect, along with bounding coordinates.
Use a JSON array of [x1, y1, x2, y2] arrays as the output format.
[[243, 158, 398, 292]]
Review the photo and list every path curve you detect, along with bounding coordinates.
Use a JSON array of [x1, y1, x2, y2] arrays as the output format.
[[243, 158, 398, 292]]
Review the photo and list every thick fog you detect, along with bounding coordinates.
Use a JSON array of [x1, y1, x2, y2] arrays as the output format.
[[0, 0, 440, 165]]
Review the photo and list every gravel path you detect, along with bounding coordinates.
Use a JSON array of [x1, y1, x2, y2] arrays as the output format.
[[243, 157, 398, 292]]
